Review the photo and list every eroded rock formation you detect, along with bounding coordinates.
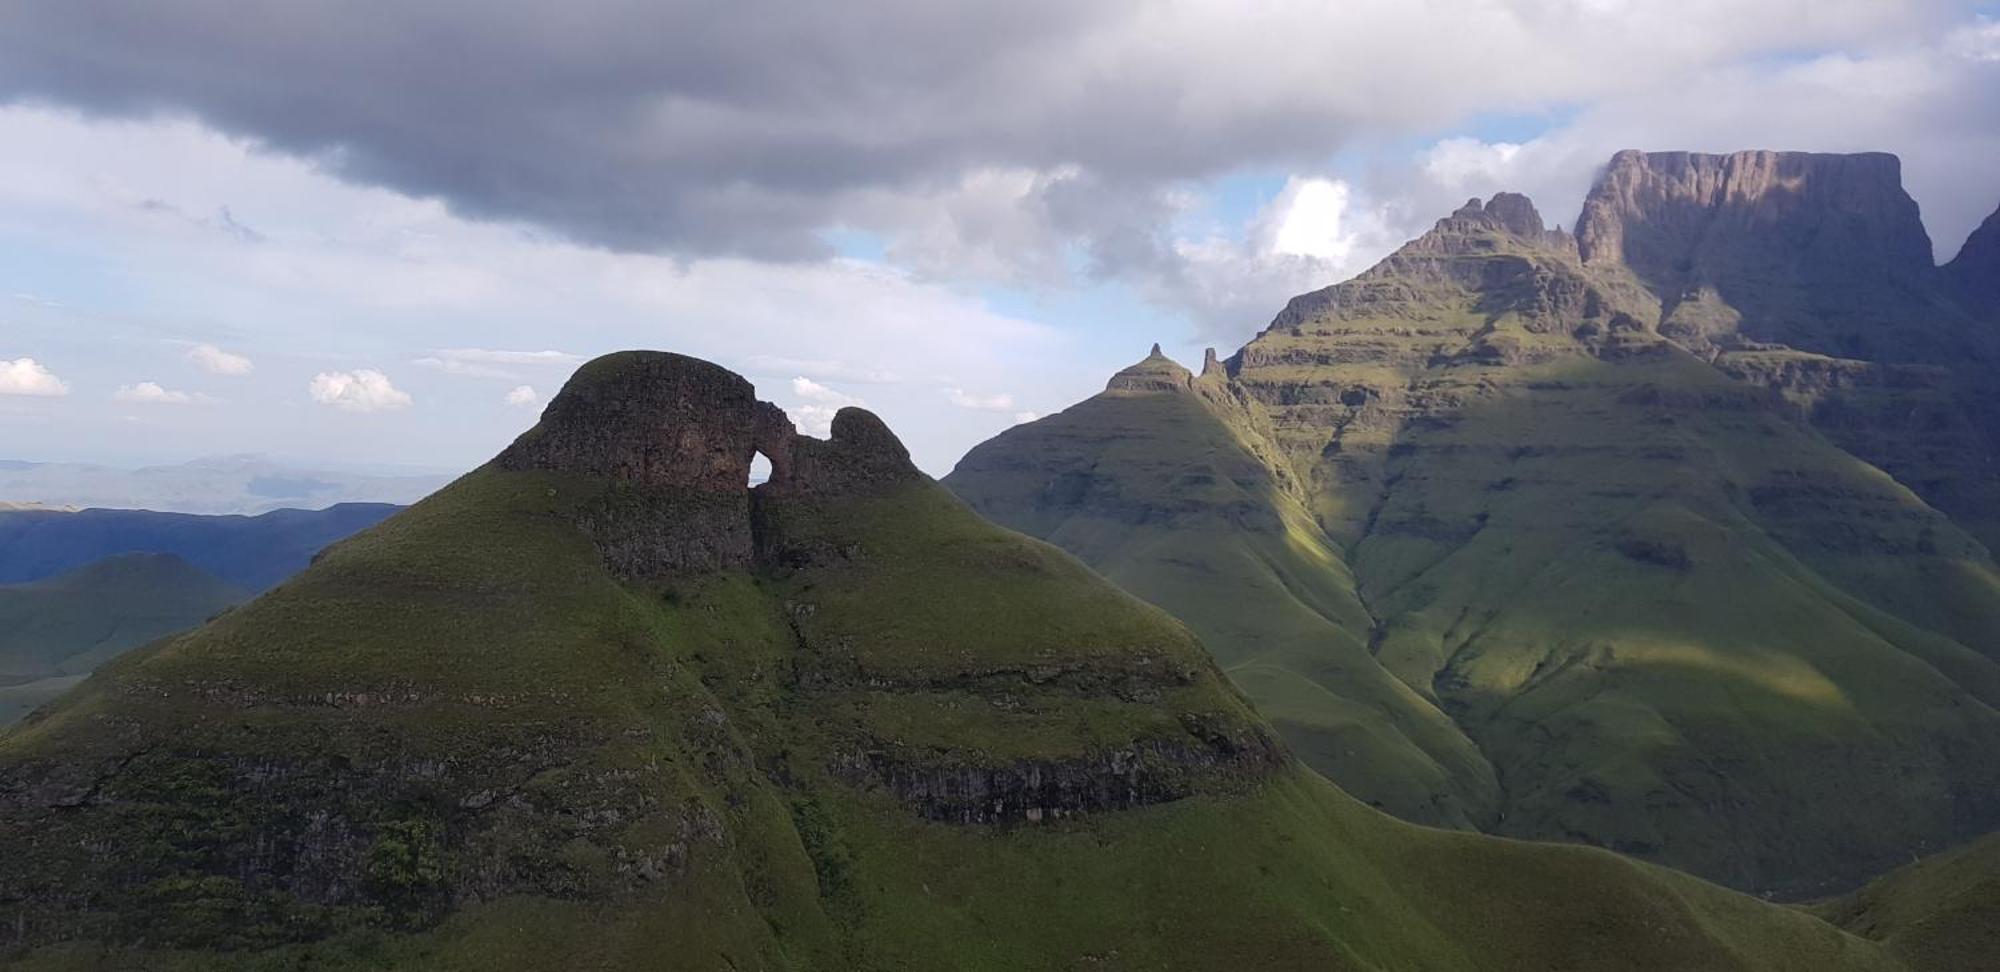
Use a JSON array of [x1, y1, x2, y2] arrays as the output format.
[[499, 350, 921, 577]]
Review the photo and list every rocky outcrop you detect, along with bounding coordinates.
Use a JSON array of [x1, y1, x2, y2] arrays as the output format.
[[499, 351, 922, 577], [765, 408, 922, 500], [499, 350, 796, 493], [1106, 344, 1195, 393], [840, 720, 1285, 826]]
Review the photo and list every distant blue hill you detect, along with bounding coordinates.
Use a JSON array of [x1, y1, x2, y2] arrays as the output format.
[[0, 503, 401, 592]]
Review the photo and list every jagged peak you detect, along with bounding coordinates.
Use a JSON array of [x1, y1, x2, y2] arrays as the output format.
[[1484, 192, 1547, 239], [1107, 344, 1194, 393], [1406, 192, 1564, 256], [1201, 347, 1224, 378]]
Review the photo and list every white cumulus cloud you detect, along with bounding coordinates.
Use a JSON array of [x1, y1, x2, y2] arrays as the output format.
[[0, 357, 69, 396], [790, 376, 865, 437], [309, 369, 412, 412], [113, 381, 201, 404], [944, 387, 1016, 411], [417, 348, 583, 380], [505, 384, 539, 407], [1421, 138, 1528, 192], [187, 343, 254, 375], [744, 355, 902, 384]]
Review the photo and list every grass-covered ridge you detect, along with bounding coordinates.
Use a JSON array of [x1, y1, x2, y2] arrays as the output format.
[[0, 351, 1925, 970]]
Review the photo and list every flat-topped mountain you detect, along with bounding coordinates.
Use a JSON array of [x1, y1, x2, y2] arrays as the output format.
[[1574, 150, 1985, 362], [949, 150, 2000, 898], [0, 351, 1918, 970]]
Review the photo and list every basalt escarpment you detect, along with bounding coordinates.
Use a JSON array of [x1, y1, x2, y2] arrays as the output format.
[[949, 152, 2000, 898]]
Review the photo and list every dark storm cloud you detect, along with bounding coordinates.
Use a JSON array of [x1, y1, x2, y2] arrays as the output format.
[[0, 1, 1980, 269], [0, 0, 1315, 259]]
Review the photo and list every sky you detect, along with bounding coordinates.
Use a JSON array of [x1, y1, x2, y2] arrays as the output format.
[[1, 1, 1997, 478]]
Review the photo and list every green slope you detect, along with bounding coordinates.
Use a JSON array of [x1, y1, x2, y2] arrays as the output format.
[[0, 552, 247, 726], [946, 355, 1500, 829], [947, 191, 2000, 897], [0, 352, 1910, 970], [1815, 833, 2000, 972]]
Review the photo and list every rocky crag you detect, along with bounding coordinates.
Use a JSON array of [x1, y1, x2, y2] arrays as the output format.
[[948, 152, 2000, 898]]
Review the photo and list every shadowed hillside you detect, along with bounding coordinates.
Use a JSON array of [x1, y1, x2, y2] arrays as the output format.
[[1816, 833, 2000, 972], [0, 503, 400, 592], [0, 553, 246, 726]]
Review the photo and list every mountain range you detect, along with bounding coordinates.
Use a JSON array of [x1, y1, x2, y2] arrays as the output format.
[[1, 149, 1996, 969], [0, 455, 448, 516], [2, 349, 1972, 971], [947, 150, 2000, 898], [0, 503, 401, 592]]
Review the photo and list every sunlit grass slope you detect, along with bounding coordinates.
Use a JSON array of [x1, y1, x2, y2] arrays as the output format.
[[946, 374, 1501, 830]]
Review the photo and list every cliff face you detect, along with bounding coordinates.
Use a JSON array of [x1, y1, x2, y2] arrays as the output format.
[[1575, 150, 1964, 359], [1948, 203, 2000, 317], [1576, 150, 1933, 275]]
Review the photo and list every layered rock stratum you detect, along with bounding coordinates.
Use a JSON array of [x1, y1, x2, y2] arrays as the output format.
[[949, 150, 2000, 898]]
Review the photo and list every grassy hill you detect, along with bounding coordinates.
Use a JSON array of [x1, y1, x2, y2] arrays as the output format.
[[0, 351, 1919, 970], [948, 188, 2000, 897], [1816, 833, 2000, 972], [0, 553, 246, 726]]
